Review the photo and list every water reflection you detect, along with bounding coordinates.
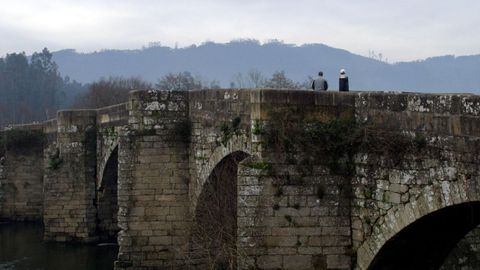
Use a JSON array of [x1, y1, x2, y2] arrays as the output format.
[[0, 222, 118, 270]]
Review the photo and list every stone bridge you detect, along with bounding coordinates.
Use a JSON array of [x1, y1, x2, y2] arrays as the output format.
[[1, 89, 480, 270]]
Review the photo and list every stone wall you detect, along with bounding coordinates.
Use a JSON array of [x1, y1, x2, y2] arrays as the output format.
[[96, 103, 129, 127], [0, 152, 44, 221], [0, 125, 45, 221], [43, 110, 98, 242], [115, 90, 191, 269], [187, 89, 256, 269], [96, 103, 127, 189], [41, 103, 129, 243], [235, 90, 355, 270], [352, 92, 480, 269], [95, 110, 123, 242], [114, 89, 480, 270], [188, 89, 256, 214], [0, 149, 44, 221]]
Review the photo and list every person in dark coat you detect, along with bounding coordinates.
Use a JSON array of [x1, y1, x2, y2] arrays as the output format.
[[311, 71, 328, 91], [339, 69, 349, 92]]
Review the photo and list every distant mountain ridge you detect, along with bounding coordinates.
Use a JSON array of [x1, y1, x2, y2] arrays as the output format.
[[52, 40, 480, 93]]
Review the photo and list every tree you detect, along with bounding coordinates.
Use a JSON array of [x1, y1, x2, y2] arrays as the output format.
[[300, 75, 315, 90], [73, 77, 151, 109], [1, 52, 31, 124], [205, 79, 221, 89], [231, 72, 247, 88], [0, 48, 85, 127], [247, 69, 265, 88], [264, 71, 300, 89], [29, 48, 61, 119], [61, 76, 87, 107], [230, 69, 265, 89], [156, 71, 202, 91], [31, 48, 58, 75]]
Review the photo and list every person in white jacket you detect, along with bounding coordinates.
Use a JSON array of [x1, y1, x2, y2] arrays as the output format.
[[339, 69, 349, 92]]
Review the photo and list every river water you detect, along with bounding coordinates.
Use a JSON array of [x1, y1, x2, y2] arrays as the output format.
[[0, 222, 118, 270]]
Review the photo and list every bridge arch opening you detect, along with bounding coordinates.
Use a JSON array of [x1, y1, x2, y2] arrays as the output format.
[[96, 146, 119, 243], [367, 201, 480, 270], [191, 151, 250, 270]]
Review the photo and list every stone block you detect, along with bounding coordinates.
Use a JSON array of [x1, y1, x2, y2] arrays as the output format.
[[149, 236, 172, 245], [326, 254, 351, 269], [257, 255, 283, 269], [384, 191, 401, 204], [264, 236, 298, 247], [309, 236, 350, 247], [283, 255, 311, 269], [298, 247, 323, 255]]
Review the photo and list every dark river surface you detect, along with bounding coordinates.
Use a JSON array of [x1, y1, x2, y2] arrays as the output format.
[[0, 222, 118, 270]]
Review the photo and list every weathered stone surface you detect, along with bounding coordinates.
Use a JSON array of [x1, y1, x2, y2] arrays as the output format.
[[0, 135, 43, 221], [3, 90, 480, 270]]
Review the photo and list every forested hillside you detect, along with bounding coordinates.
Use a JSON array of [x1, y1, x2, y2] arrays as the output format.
[[52, 40, 480, 93]]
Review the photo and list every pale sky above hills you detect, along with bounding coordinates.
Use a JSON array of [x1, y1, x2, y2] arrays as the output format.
[[1, 0, 479, 61]]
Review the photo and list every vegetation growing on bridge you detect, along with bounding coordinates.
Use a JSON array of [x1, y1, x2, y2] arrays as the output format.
[[259, 106, 428, 177], [219, 116, 242, 146], [47, 148, 63, 170], [101, 126, 118, 144], [242, 160, 272, 171]]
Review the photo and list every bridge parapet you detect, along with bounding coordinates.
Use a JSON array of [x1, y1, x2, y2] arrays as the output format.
[[96, 102, 129, 127], [355, 91, 480, 136]]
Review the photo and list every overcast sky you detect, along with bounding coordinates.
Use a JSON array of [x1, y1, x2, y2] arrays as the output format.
[[1, 0, 479, 62]]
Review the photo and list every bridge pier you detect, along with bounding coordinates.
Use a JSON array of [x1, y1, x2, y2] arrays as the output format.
[[43, 110, 98, 242], [115, 90, 191, 269]]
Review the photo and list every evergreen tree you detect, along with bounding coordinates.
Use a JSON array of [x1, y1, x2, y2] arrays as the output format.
[[0, 48, 84, 127]]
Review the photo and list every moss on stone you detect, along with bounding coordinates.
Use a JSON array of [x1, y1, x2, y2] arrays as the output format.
[[219, 116, 242, 146], [262, 106, 431, 176], [47, 148, 63, 171], [252, 119, 263, 136], [243, 161, 272, 171]]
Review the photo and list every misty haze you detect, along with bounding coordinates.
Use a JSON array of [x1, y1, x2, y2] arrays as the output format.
[[52, 40, 480, 93], [1, 1, 480, 270]]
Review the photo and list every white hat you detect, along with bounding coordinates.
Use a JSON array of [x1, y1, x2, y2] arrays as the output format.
[[340, 69, 346, 74]]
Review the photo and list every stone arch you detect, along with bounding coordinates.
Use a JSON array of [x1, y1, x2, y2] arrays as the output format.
[[191, 134, 251, 213], [357, 180, 480, 270], [96, 145, 119, 242], [97, 140, 119, 189], [190, 149, 251, 269]]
